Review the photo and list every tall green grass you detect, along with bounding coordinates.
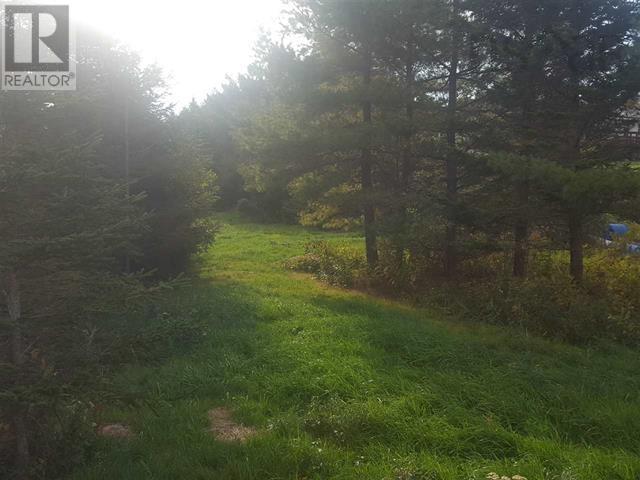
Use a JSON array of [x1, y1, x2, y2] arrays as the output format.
[[71, 215, 640, 479]]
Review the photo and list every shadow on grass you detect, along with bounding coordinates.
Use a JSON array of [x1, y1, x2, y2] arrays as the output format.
[[72, 269, 640, 479], [73, 277, 354, 480]]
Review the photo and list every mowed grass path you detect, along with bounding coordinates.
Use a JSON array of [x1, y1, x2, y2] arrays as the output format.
[[72, 217, 640, 479]]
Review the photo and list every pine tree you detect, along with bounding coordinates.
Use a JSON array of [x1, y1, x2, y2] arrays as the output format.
[[288, 0, 402, 267]]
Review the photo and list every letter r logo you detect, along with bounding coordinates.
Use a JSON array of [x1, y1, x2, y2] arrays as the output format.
[[4, 5, 69, 72]]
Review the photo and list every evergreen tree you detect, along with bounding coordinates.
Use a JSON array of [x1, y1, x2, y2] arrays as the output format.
[[484, 0, 640, 282], [0, 98, 148, 476]]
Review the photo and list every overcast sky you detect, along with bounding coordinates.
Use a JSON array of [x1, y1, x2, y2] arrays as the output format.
[[71, 0, 287, 109]]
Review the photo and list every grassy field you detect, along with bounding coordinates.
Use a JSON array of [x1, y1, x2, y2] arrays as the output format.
[[71, 216, 640, 480]]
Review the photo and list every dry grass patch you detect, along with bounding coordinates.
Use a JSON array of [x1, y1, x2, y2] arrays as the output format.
[[208, 407, 257, 443]]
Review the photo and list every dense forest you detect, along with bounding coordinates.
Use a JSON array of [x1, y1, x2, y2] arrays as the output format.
[[2, 0, 640, 478]]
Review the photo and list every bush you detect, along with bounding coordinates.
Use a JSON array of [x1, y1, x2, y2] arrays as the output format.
[[457, 273, 602, 343], [285, 236, 640, 345], [285, 241, 366, 288], [585, 250, 640, 342], [436, 250, 640, 345], [137, 163, 220, 278], [283, 253, 323, 274]]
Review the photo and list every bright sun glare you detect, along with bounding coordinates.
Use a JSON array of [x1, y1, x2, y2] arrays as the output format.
[[69, 0, 286, 109]]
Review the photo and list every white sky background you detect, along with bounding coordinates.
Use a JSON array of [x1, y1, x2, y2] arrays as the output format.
[[70, 0, 287, 110]]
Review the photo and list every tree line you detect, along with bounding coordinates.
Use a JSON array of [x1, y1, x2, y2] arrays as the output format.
[[1, 29, 218, 478], [188, 0, 640, 285]]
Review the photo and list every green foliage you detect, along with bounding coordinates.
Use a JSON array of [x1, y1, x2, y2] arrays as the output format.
[[0, 29, 218, 478], [0, 398, 96, 480], [291, 231, 640, 345], [197, 0, 640, 285], [285, 240, 367, 287], [368, 240, 421, 293], [426, 250, 640, 345], [3, 0, 640, 475], [137, 129, 220, 276], [0, 279, 211, 479], [457, 270, 608, 343], [585, 251, 640, 343]]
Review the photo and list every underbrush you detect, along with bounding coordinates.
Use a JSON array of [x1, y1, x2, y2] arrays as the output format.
[[450, 251, 640, 345], [285, 240, 640, 346], [284, 240, 367, 288], [0, 282, 210, 479]]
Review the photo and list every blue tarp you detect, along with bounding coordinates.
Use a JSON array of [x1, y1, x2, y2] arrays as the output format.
[[604, 223, 640, 253], [609, 223, 630, 236], [605, 223, 630, 241]]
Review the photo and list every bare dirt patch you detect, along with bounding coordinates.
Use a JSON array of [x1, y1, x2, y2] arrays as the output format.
[[208, 407, 257, 442], [98, 423, 133, 439]]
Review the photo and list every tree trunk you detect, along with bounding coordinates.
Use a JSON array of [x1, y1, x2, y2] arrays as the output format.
[[566, 51, 584, 284], [513, 182, 529, 277], [361, 47, 378, 268], [511, 20, 536, 279], [6, 271, 29, 477], [444, 0, 460, 278], [401, 39, 415, 190], [395, 38, 416, 266], [569, 212, 584, 283]]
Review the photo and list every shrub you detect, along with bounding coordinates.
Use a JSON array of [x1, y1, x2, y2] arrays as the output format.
[[283, 253, 323, 274], [285, 236, 640, 345], [136, 147, 220, 278], [585, 250, 640, 343], [368, 240, 417, 294], [441, 250, 640, 345], [285, 241, 366, 288], [458, 273, 604, 343]]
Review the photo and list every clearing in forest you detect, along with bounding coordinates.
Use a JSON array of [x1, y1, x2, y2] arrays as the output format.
[[71, 216, 640, 480]]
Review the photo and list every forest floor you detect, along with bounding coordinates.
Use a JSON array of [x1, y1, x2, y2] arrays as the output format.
[[71, 215, 640, 480]]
